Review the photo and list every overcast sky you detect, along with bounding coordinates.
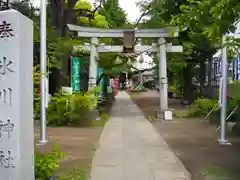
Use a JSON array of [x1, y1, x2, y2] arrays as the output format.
[[32, 0, 141, 22], [118, 0, 140, 22]]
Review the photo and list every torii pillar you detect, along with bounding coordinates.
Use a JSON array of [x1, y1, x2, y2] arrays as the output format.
[[158, 38, 168, 117], [88, 37, 99, 89]]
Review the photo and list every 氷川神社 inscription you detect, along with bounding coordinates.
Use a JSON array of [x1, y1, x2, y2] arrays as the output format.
[[0, 150, 15, 168], [0, 9, 34, 179], [0, 88, 12, 106], [0, 56, 14, 76], [0, 119, 14, 139]]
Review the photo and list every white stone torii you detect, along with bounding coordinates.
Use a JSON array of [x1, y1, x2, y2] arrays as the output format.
[[68, 24, 183, 119]]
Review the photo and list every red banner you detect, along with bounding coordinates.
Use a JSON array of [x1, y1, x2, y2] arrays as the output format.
[[113, 78, 119, 96]]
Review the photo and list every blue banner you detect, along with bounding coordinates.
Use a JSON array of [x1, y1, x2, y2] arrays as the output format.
[[98, 68, 104, 97]]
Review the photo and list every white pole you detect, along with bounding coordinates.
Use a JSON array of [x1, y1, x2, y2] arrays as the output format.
[[218, 35, 230, 145], [219, 77, 223, 106], [39, 0, 48, 143], [158, 38, 168, 117]]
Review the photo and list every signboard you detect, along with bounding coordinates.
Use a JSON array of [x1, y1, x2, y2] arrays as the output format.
[[232, 59, 240, 80], [71, 57, 80, 92]]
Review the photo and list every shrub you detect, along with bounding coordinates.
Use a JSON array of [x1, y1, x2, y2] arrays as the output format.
[[34, 97, 40, 119], [229, 81, 240, 98], [187, 98, 217, 117], [210, 97, 240, 124], [35, 147, 66, 180], [47, 93, 70, 126], [47, 88, 100, 126], [186, 96, 240, 124]]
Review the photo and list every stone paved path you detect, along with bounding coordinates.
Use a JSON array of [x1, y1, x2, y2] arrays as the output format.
[[89, 91, 191, 180]]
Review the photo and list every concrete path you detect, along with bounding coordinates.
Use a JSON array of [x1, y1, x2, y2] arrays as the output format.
[[89, 91, 191, 180]]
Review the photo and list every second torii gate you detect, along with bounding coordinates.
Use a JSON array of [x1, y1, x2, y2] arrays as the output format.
[[68, 24, 183, 120]]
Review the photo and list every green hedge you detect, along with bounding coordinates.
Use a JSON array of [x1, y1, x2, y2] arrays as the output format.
[[34, 88, 101, 126], [47, 88, 100, 126], [209, 97, 240, 124], [229, 81, 240, 98]]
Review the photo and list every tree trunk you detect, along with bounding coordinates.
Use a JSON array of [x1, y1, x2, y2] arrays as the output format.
[[199, 60, 206, 96], [182, 63, 195, 105], [49, 0, 77, 93], [206, 55, 216, 98], [49, 67, 61, 95]]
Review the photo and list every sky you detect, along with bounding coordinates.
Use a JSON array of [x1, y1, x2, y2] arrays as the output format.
[[32, 0, 141, 22], [118, 0, 141, 22]]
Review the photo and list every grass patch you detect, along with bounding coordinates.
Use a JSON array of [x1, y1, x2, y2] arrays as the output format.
[[201, 166, 235, 180], [173, 111, 188, 118], [91, 111, 110, 127], [61, 168, 89, 180], [147, 116, 154, 122], [100, 112, 110, 121]]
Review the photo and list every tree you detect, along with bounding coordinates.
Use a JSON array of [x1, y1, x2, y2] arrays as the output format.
[[75, 0, 109, 28], [95, 0, 134, 78], [99, 0, 127, 28], [137, 0, 219, 103]]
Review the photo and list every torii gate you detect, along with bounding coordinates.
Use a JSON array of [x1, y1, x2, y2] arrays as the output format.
[[68, 24, 183, 119]]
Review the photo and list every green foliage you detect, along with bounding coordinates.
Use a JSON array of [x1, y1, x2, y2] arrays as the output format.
[[186, 94, 240, 124], [47, 88, 100, 126], [33, 65, 41, 119], [35, 147, 66, 180], [73, 0, 109, 28], [34, 93, 40, 119], [35, 148, 90, 180], [229, 81, 240, 99], [99, 112, 110, 121], [202, 0, 240, 40], [209, 97, 240, 124], [99, 0, 128, 28], [137, 0, 218, 102], [187, 98, 217, 117]]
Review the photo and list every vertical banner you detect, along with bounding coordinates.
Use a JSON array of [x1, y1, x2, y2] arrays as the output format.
[[232, 59, 236, 80], [98, 68, 104, 97], [237, 59, 240, 80], [71, 57, 81, 92]]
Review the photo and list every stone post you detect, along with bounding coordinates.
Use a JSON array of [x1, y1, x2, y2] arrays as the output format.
[[88, 37, 98, 89], [0, 10, 34, 179]]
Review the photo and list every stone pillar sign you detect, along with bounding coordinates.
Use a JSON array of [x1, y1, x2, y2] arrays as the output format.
[[0, 10, 34, 179]]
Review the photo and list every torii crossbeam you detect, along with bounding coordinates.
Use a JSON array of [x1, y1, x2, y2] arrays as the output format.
[[68, 24, 183, 120]]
